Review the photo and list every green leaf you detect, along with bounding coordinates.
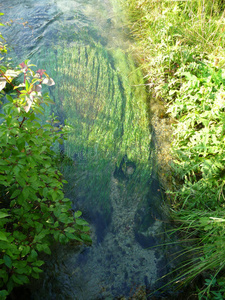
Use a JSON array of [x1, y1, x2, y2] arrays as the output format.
[[51, 191, 58, 201], [0, 231, 8, 242], [3, 255, 12, 268], [12, 274, 24, 285], [22, 186, 30, 199], [81, 226, 90, 232], [17, 274, 29, 284], [32, 267, 43, 273], [7, 278, 14, 293], [33, 230, 48, 243], [0, 269, 8, 279], [0, 241, 10, 250], [25, 80, 29, 91], [80, 234, 92, 243], [6, 95, 14, 103], [64, 227, 76, 233], [17, 139, 25, 152], [0, 212, 9, 219], [199, 217, 210, 227], [14, 267, 30, 275], [11, 274, 29, 285], [27, 249, 38, 262], [59, 233, 68, 244], [65, 232, 76, 239], [10, 189, 21, 199], [44, 97, 55, 105], [53, 221, 59, 228], [74, 211, 82, 218], [0, 290, 9, 300], [36, 243, 51, 255], [42, 187, 48, 198], [31, 272, 40, 279], [58, 213, 70, 224], [76, 219, 89, 226], [34, 222, 43, 233], [21, 246, 30, 257], [13, 231, 27, 241], [12, 261, 27, 269], [31, 260, 44, 267], [72, 234, 83, 242]]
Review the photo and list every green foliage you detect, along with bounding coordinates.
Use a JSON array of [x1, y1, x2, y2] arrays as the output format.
[[167, 57, 225, 292], [121, 0, 225, 101], [200, 275, 225, 300], [167, 60, 225, 210], [121, 0, 225, 298], [0, 17, 91, 299]]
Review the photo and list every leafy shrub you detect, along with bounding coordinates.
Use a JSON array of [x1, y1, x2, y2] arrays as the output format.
[[0, 18, 91, 299]]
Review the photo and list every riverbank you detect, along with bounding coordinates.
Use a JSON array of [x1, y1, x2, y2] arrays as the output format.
[[121, 0, 225, 298]]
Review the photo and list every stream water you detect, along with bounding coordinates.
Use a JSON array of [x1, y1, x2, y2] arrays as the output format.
[[0, 0, 175, 299]]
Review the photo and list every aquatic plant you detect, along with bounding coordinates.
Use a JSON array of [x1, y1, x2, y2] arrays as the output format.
[[31, 37, 152, 224]]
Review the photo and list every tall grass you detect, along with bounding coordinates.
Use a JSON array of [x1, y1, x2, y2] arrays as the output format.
[[121, 0, 225, 298], [123, 0, 225, 82]]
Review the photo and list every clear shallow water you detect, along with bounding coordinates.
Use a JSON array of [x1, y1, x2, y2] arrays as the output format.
[[0, 1, 173, 298]]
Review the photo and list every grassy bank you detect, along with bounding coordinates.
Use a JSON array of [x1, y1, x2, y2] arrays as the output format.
[[121, 0, 225, 298]]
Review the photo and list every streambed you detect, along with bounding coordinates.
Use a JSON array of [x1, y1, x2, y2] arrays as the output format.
[[0, 0, 174, 298]]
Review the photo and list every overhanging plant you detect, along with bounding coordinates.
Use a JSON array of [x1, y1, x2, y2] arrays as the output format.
[[0, 16, 91, 300]]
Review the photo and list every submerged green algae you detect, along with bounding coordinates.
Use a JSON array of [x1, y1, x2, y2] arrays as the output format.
[[34, 39, 152, 219]]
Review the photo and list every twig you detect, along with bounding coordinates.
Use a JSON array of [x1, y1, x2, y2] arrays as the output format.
[[19, 116, 26, 128], [0, 69, 21, 95]]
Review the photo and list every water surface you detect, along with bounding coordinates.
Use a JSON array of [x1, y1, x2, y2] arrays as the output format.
[[0, 0, 171, 298]]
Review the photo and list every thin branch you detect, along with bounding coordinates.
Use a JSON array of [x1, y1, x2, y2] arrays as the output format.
[[19, 117, 26, 128], [0, 69, 21, 95]]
